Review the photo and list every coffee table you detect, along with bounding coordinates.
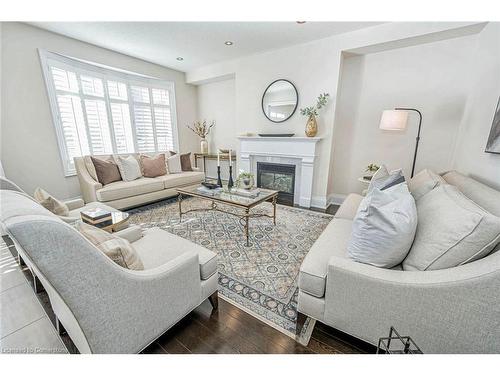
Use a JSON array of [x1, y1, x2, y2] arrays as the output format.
[[176, 185, 279, 246], [101, 212, 130, 233]]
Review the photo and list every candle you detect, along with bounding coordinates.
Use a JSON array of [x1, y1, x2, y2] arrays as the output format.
[[217, 150, 220, 166], [229, 149, 232, 166]]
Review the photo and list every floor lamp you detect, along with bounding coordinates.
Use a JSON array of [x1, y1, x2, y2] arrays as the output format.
[[379, 108, 423, 178]]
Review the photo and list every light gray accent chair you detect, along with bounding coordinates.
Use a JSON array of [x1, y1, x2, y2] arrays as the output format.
[[297, 170, 500, 353], [0, 189, 219, 353], [74, 154, 204, 210]]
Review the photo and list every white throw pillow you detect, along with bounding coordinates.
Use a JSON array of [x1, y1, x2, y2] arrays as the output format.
[[367, 164, 389, 192], [348, 182, 417, 268], [407, 169, 446, 200], [33, 187, 69, 216], [167, 154, 182, 174], [403, 184, 500, 271], [113, 155, 142, 181]]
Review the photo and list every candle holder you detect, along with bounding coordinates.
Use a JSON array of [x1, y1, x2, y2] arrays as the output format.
[[216, 166, 223, 187], [228, 166, 234, 189]]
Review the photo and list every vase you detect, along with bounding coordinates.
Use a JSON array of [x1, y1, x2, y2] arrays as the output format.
[[200, 138, 208, 154], [305, 115, 318, 137], [240, 176, 254, 190]]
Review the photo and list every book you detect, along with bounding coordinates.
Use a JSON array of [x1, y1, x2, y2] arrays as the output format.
[[231, 188, 261, 198], [81, 208, 111, 222], [82, 218, 113, 228], [197, 186, 222, 196]]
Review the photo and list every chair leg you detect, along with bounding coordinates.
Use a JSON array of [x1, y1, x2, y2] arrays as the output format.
[[32, 273, 45, 294], [296, 312, 307, 336], [18, 253, 26, 267], [208, 291, 218, 310]]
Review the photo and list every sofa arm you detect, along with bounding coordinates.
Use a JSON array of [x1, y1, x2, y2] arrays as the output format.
[[74, 157, 102, 203], [64, 198, 85, 210], [114, 225, 143, 243], [324, 254, 500, 353]]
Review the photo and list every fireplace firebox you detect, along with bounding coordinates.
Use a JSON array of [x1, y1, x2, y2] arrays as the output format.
[[256, 162, 295, 206]]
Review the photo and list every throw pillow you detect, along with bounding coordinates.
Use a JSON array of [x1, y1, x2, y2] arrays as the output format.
[[348, 182, 418, 268], [114, 154, 142, 181], [367, 164, 389, 192], [33, 188, 70, 216], [368, 166, 405, 193], [140, 154, 167, 177], [402, 184, 500, 271], [408, 168, 446, 200], [166, 154, 182, 174], [76, 222, 144, 270], [91, 156, 122, 185], [169, 151, 193, 171]]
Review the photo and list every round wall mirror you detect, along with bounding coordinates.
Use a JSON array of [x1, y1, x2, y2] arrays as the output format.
[[261, 79, 298, 123]]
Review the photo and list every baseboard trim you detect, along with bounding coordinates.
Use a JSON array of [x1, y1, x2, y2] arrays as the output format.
[[310, 195, 327, 209]]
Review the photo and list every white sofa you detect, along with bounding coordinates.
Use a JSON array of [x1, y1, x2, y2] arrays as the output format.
[[0, 188, 219, 354], [297, 170, 500, 353], [75, 154, 204, 210]]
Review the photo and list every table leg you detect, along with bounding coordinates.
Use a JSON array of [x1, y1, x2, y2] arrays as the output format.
[[272, 195, 277, 225], [245, 208, 250, 246], [178, 193, 183, 221]]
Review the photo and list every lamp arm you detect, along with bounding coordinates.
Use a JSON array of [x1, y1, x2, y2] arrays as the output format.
[[395, 107, 422, 178]]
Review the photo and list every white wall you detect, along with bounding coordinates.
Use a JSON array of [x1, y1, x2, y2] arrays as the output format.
[[197, 78, 236, 178], [189, 22, 488, 208], [452, 23, 500, 189], [0, 22, 199, 199], [330, 35, 476, 197]]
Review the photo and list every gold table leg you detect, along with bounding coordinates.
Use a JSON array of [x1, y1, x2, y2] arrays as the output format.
[[178, 193, 183, 221], [244, 207, 250, 246], [272, 195, 277, 225]]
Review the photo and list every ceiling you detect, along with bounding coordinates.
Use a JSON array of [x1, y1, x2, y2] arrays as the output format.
[[29, 22, 382, 72]]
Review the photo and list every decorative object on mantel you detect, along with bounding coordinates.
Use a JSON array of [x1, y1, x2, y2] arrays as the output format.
[[236, 171, 255, 190], [364, 163, 380, 180], [186, 120, 215, 154], [300, 93, 330, 137], [379, 108, 422, 178], [485, 96, 500, 154], [258, 133, 295, 137]]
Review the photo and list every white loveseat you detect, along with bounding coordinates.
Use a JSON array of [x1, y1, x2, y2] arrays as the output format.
[[298, 170, 500, 353], [75, 154, 204, 209], [0, 189, 218, 354]]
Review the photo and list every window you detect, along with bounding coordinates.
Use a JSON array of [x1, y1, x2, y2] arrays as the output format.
[[39, 50, 179, 176]]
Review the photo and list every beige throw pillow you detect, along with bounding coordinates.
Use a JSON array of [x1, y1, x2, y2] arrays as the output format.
[[140, 154, 167, 177], [166, 154, 182, 174], [33, 188, 69, 216], [403, 184, 500, 271], [76, 222, 144, 270], [114, 154, 142, 181], [408, 169, 446, 200]]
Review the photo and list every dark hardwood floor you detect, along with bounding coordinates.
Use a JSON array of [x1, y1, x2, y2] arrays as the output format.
[[5, 203, 376, 354]]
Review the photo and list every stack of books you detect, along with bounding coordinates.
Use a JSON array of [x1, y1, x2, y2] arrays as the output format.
[[81, 208, 112, 228], [197, 186, 222, 196]]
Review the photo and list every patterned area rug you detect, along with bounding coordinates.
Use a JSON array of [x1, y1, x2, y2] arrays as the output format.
[[127, 197, 332, 340]]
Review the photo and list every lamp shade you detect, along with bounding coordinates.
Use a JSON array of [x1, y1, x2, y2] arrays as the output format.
[[379, 110, 408, 131]]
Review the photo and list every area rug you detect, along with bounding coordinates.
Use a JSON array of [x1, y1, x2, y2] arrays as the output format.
[[127, 197, 332, 342]]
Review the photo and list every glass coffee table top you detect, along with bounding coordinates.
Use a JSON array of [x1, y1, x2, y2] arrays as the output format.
[[177, 185, 278, 208]]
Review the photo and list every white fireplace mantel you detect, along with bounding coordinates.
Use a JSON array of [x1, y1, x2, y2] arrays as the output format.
[[237, 136, 322, 207]]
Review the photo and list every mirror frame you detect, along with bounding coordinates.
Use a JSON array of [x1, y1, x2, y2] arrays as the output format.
[[261, 79, 299, 123]]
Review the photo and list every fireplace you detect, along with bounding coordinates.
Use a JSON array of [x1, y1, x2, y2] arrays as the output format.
[[257, 162, 296, 206]]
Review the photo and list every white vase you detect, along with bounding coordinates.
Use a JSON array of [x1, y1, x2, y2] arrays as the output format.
[[200, 138, 208, 154]]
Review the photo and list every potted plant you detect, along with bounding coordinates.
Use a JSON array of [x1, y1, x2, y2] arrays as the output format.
[[236, 171, 255, 190], [300, 93, 330, 137], [364, 163, 380, 180], [186, 120, 215, 154]]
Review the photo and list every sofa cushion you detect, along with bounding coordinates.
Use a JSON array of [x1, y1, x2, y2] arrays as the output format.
[[140, 154, 167, 178], [403, 184, 500, 271], [33, 188, 69, 216], [408, 168, 446, 200], [133, 227, 217, 280], [91, 156, 122, 185], [299, 218, 352, 298], [442, 170, 500, 217], [96, 178, 164, 202], [156, 171, 205, 189], [335, 193, 363, 220], [114, 154, 142, 181], [348, 183, 417, 268], [76, 221, 144, 270]]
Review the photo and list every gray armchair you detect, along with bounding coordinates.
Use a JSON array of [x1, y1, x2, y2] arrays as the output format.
[[0, 189, 218, 353]]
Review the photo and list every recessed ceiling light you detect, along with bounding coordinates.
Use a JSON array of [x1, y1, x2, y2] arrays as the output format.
[[224, 41, 234, 46], [176, 57, 184, 61], [296, 21, 306, 24]]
